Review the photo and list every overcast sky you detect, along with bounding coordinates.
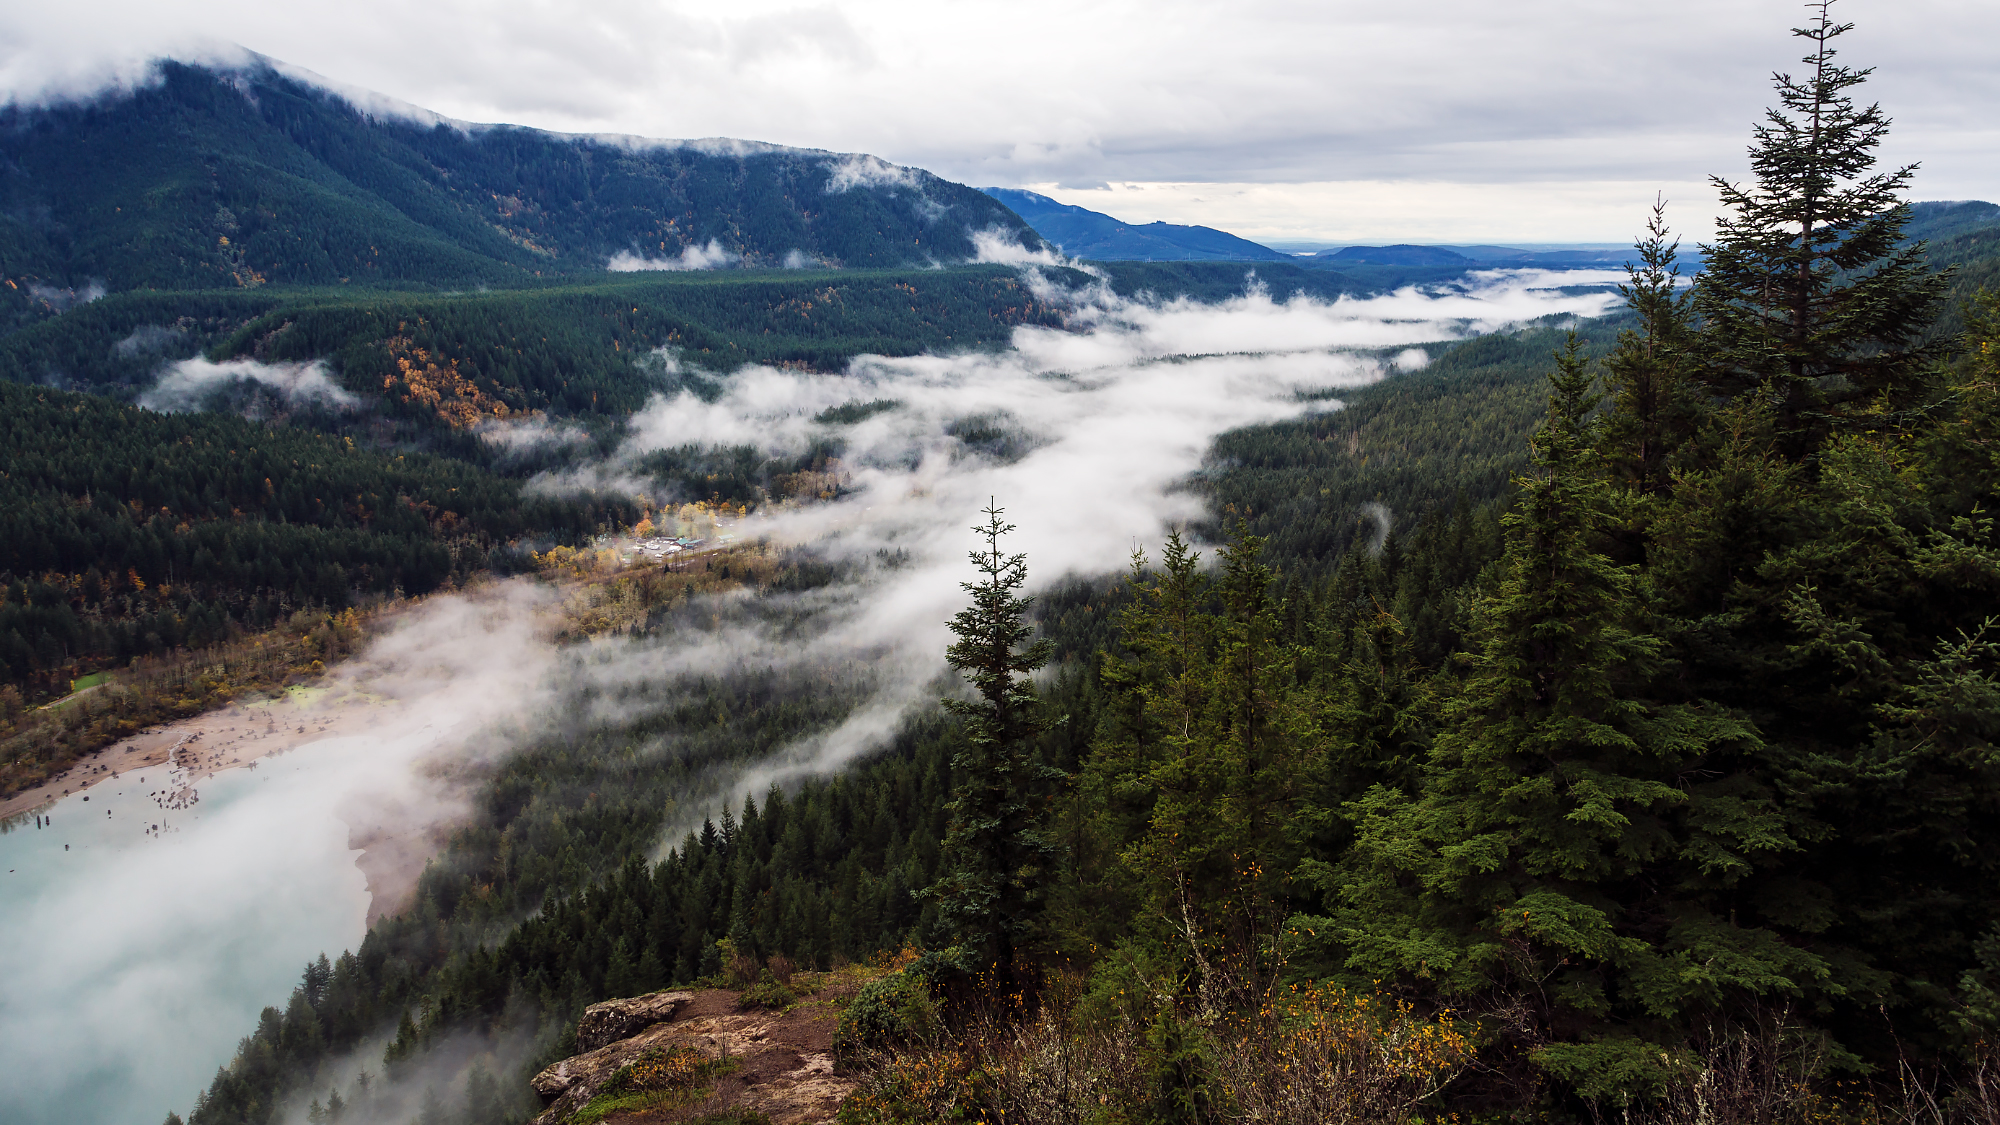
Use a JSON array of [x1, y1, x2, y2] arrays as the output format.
[[4, 0, 1994, 243]]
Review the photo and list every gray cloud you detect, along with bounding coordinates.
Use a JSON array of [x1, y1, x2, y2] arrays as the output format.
[[1358, 501, 1393, 559], [1, 1, 1990, 242], [113, 324, 186, 357]]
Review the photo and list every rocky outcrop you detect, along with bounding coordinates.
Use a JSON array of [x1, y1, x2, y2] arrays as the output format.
[[575, 990, 695, 1052], [529, 988, 851, 1125], [531, 1019, 691, 1123]]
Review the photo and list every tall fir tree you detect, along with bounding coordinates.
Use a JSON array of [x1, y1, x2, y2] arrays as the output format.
[[925, 502, 1061, 982], [1602, 197, 1701, 499], [1694, 2, 1950, 453], [1633, 10, 1999, 1066], [1323, 338, 1766, 1103]]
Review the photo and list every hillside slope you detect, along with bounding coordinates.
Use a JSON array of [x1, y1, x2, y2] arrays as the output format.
[[0, 59, 1041, 306]]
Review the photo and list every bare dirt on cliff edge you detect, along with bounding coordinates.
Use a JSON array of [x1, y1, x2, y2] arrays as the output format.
[[538, 985, 858, 1125]]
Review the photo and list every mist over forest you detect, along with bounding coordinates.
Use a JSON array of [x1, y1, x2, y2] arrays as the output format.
[[2, 7, 2000, 1125]]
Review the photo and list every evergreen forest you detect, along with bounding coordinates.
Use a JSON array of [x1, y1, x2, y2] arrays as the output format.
[[153, 13, 2000, 1125], [0, 9, 1996, 1125]]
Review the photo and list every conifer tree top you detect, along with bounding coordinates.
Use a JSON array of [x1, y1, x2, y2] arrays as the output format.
[[1695, 0, 1949, 437]]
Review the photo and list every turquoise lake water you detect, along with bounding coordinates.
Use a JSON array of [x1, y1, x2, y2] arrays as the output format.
[[0, 738, 373, 1125]]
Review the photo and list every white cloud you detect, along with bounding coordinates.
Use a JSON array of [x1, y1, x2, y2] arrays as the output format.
[[138, 356, 360, 412], [607, 239, 739, 271], [824, 152, 919, 193], [475, 414, 591, 455], [969, 227, 1066, 266]]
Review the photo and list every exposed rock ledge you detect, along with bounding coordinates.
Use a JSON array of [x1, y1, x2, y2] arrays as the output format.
[[575, 990, 697, 1053], [531, 988, 851, 1125]]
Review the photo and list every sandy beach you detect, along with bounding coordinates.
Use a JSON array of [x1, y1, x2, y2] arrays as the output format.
[[1, 689, 443, 923]]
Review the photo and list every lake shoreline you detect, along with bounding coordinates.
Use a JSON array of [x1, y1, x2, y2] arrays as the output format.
[[2, 692, 441, 924]]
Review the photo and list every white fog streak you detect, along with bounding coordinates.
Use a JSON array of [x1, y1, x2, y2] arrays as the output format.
[[607, 239, 740, 272], [549, 269, 1623, 808], [139, 356, 360, 413]]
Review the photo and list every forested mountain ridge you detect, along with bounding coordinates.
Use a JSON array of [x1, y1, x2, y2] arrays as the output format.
[[981, 187, 1292, 262], [0, 57, 1042, 307], [0, 268, 1072, 428]]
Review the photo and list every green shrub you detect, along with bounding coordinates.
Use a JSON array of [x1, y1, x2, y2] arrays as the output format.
[[740, 968, 798, 1010], [833, 971, 939, 1064]]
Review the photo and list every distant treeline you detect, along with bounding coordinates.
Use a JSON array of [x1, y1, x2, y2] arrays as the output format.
[[0, 270, 1070, 439]]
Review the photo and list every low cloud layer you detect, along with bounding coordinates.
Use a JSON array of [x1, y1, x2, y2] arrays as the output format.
[[113, 324, 186, 357], [475, 414, 592, 456], [970, 227, 1068, 267], [607, 240, 739, 272], [825, 152, 920, 193], [27, 280, 105, 312], [138, 356, 359, 413], [0, 584, 566, 1125], [541, 268, 1623, 804]]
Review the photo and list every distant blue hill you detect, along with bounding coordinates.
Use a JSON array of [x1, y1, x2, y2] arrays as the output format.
[[1312, 202, 2000, 273], [1317, 245, 1474, 267], [981, 188, 1997, 276], [1307, 244, 1642, 269], [1904, 200, 2000, 244], [981, 188, 1291, 262]]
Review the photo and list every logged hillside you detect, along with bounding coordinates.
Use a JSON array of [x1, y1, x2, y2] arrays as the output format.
[[0, 58, 1041, 312]]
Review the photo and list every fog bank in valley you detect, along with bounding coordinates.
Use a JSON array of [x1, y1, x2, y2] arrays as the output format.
[[541, 269, 1624, 815], [2, 269, 1622, 1124]]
